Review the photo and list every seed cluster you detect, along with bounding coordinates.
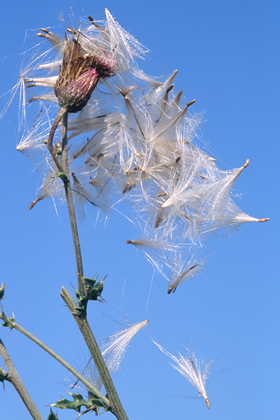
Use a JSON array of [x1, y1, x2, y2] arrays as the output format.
[[17, 10, 268, 294]]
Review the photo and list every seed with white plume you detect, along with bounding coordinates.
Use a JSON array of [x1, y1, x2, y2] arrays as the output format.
[[13, 9, 269, 290], [102, 320, 149, 373], [167, 261, 204, 294], [154, 341, 214, 409], [71, 320, 149, 395], [29, 164, 64, 210], [16, 108, 52, 156]]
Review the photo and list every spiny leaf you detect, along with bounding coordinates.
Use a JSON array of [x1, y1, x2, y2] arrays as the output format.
[[0, 368, 9, 383], [47, 409, 59, 420], [50, 391, 109, 415]]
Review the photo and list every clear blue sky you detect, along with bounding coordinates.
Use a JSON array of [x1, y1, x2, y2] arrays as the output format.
[[1, 1, 279, 419]]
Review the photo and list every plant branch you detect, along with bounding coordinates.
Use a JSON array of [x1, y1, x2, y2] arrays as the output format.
[[47, 109, 84, 294], [0, 339, 43, 420], [60, 112, 84, 295], [47, 108, 66, 174], [49, 111, 127, 419], [61, 287, 129, 420], [0, 315, 110, 408]]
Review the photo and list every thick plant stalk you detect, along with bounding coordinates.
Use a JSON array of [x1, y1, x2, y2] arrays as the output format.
[[61, 287, 129, 420], [48, 113, 128, 419], [47, 111, 84, 295], [0, 339, 43, 420], [60, 112, 84, 295], [0, 317, 110, 407]]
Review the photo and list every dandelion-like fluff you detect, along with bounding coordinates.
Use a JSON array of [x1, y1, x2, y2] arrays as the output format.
[[14, 9, 268, 293]]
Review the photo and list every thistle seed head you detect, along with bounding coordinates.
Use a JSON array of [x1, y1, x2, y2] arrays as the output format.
[[54, 39, 115, 112]]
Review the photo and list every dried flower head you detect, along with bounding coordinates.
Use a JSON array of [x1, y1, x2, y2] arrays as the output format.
[[53, 34, 115, 112], [25, 9, 148, 108]]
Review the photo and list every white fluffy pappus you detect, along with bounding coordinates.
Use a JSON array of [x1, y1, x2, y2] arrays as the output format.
[[101, 320, 149, 373], [13, 9, 269, 292], [153, 341, 214, 409]]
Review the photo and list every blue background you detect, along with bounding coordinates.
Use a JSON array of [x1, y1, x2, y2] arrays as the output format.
[[0, 1, 279, 419]]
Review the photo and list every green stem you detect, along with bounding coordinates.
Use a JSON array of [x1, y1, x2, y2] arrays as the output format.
[[61, 111, 69, 171], [61, 287, 129, 420], [47, 110, 84, 293], [60, 112, 84, 295], [0, 317, 110, 408], [47, 108, 66, 174], [0, 339, 43, 420], [48, 111, 128, 419]]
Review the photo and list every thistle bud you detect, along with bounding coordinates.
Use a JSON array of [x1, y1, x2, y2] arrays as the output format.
[[54, 40, 115, 113]]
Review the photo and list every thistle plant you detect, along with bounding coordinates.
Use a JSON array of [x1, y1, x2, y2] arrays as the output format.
[[0, 8, 268, 419]]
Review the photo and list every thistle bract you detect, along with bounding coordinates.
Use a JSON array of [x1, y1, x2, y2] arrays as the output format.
[[54, 39, 115, 112]]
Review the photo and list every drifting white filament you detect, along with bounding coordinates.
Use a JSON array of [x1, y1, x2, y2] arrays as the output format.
[[154, 341, 213, 409], [13, 9, 269, 293], [102, 320, 149, 373]]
